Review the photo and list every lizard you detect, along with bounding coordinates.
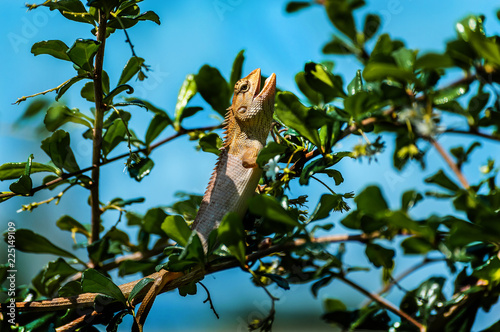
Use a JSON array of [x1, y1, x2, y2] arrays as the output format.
[[1, 68, 276, 327]]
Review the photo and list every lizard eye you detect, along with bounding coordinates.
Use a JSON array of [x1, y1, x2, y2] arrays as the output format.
[[238, 81, 250, 93]]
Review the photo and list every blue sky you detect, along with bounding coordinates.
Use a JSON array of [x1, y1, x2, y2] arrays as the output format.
[[1, 1, 500, 331]]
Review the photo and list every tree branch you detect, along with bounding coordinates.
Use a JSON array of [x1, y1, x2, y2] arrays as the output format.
[[443, 129, 500, 142], [428, 138, 469, 189], [9, 232, 381, 331], [89, 9, 108, 249], [362, 257, 445, 307], [337, 274, 426, 332]]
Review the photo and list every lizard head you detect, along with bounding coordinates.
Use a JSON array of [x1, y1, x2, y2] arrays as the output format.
[[231, 68, 276, 125]]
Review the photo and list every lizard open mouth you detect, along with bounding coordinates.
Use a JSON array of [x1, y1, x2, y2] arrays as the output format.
[[254, 70, 276, 100]]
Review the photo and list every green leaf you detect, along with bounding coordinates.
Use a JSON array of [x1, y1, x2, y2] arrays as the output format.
[[355, 186, 388, 215], [304, 62, 346, 103], [401, 190, 423, 211], [18, 98, 50, 121], [102, 119, 127, 156], [309, 193, 350, 222], [312, 276, 334, 298], [40, 130, 80, 173], [103, 84, 134, 104], [323, 36, 353, 55], [199, 132, 223, 155], [401, 237, 434, 254], [81, 268, 126, 304], [256, 142, 287, 167], [343, 91, 382, 119], [31, 40, 70, 61], [170, 232, 205, 270], [275, 91, 331, 148], [318, 169, 344, 185], [218, 212, 246, 264], [177, 106, 203, 125], [161, 215, 192, 247], [363, 62, 415, 82], [58, 280, 82, 297], [133, 11, 161, 25], [80, 81, 95, 102], [18, 313, 57, 331], [249, 195, 300, 227], [9, 175, 32, 195], [128, 157, 154, 182], [33, 258, 79, 297], [128, 277, 154, 302], [0, 162, 59, 181], [415, 53, 454, 70], [179, 281, 198, 297], [432, 84, 469, 105], [56, 215, 90, 237], [365, 243, 394, 268], [371, 33, 402, 57], [456, 16, 500, 67], [286, 1, 312, 13], [44, 104, 92, 131], [194, 65, 230, 116], [66, 39, 101, 72], [43, 0, 95, 24], [324, 0, 358, 41], [400, 277, 446, 323], [295, 71, 321, 105], [363, 14, 381, 41], [392, 47, 416, 71], [323, 297, 347, 312], [145, 113, 171, 146], [347, 70, 363, 96], [174, 74, 198, 127], [229, 50, 245, 89], [424, 170, 460, 192], [57, 76, 86, 101], [6, 229, 78, 260], [300, 152, 351, 185], [143, 207, 168, 235], [118, 56, 145, 85], [263, 273, 290, 290]]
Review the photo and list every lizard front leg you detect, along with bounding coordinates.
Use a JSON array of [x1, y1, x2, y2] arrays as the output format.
[[241, 145, 260, 168]]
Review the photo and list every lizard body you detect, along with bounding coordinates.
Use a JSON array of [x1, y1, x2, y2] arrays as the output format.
[[1, 68, 276, 316], [192, 68, 276, 247]]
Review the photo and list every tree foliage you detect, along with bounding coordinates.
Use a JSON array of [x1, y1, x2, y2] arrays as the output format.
[[1, 1, 500, 331]]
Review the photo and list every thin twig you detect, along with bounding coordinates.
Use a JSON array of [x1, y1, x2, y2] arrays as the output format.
[[13, 76, 88, 105], [362, 257, 444, 307], [338, 275, 426, 332], [443, 129, 500, 142], [311, 175, 336, 195], [429, 138, 469, 189], [199, 282, 219, 319]]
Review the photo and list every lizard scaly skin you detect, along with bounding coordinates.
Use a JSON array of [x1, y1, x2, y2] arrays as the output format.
[[192, 68, 276, 247], [1, 69, 276, 316]]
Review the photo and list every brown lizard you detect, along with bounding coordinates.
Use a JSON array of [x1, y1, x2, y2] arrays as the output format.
[[192, 68, 276, 247], [1, 68, 276, 328]]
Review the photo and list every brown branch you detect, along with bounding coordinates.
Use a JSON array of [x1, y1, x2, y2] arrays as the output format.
[[0, 125, 221, 201], [337, 275, 426, 332], [362, 257, 444, 307], [89, 9, 108, 249], [18, 233, 379, 331], [443, 129, 500, 142], [429, 138, 469, 189]]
